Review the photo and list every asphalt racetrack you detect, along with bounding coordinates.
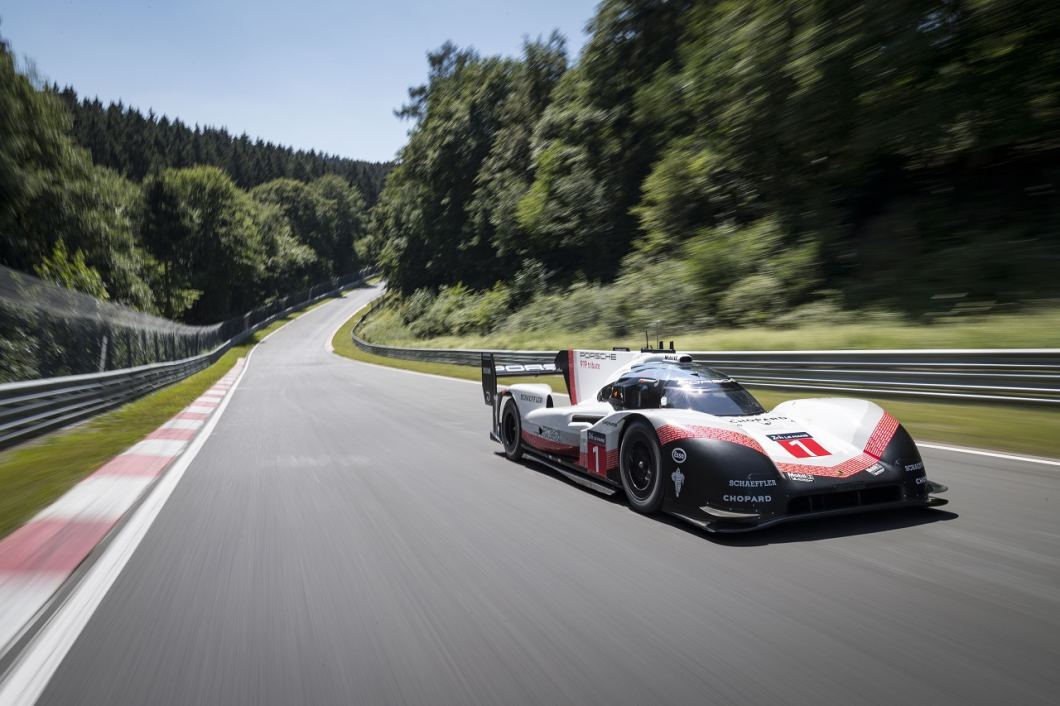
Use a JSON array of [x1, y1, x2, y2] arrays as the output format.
[[32, 285, 1060, 705]]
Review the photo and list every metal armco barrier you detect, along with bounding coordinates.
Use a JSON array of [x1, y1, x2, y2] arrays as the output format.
[[0, 275, 371, 449], [352, 323, 1060, 406]]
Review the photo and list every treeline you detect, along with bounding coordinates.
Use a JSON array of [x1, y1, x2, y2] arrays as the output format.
[[1, 32, 373, 324], [369, 0, 1060, 335], [54, 87, 390, 203]]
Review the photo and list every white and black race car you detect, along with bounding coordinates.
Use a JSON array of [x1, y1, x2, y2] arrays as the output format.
[[483, 347, 948, 532]]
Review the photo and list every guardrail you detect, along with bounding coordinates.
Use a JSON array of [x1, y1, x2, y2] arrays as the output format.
[[351, 315, 1060, 406], [0, 275, 370, 449]]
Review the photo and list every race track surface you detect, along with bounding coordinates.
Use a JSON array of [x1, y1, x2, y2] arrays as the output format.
[[35, 286, 1060, 705]]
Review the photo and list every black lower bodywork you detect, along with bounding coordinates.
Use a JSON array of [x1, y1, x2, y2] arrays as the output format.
[[493, 422, 948, 534]]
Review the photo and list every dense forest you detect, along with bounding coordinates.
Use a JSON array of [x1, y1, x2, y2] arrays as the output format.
[[54, 88, 389, 203], [1, 31, 385, 324], [369, 0, 1060, 340]]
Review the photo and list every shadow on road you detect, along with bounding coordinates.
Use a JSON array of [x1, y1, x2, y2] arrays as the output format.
[[503, 452, 959, 546]]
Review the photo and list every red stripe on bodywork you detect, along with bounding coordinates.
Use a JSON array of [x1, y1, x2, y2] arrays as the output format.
[[863, 412, 899, 459], [567, 349, 577, 404], [774, 453, 880, 478], [656, 424, 765, 454], [655, 412, 901, 478], [522, 430, 579, 456]]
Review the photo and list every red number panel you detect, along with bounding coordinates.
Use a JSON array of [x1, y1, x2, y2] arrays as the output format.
[[770, 434, 831, 458]]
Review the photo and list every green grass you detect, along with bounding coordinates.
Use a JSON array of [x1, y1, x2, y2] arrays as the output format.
[[336, 307, 1060, 460], [0, 299, 336, 540]]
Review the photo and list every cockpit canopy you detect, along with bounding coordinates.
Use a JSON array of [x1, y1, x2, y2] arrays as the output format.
[[597, 362, 765, 417]]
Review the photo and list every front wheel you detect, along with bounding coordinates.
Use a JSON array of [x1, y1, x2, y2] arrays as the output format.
[[499, 398, 523, 460], [619, 421, 664, 513]]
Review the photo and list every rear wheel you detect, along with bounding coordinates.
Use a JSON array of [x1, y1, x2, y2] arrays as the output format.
[[619, 421, 665, 513], [500, 398, 523, 460]]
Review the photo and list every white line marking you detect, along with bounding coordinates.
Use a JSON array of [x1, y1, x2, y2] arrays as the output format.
[[919, 443, 1060, 467], [32, 476, 155, 523], [0, 354, 254, 705]]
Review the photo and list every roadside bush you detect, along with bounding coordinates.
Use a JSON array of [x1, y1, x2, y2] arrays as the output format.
[[408, 285, 468, 338], [451, 283, 511, 335], [771, 291, 852, 328], [399, 289, 434, 326], [716, 274, 784, 326], [604, 256, 711, 336]]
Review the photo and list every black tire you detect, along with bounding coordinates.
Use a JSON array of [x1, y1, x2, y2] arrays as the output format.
[[499, 398, 523, 460], [619, 420, 665, 513]]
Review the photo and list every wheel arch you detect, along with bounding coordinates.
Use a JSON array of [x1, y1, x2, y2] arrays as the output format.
[[615, 412, 653, 448]]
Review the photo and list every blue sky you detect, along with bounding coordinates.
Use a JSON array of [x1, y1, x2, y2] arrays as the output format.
[[1, 1, 598, 162]]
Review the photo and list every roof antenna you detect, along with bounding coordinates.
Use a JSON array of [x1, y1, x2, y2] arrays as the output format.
[[670, 340, 675, 351], [644, 330, 650, 351]]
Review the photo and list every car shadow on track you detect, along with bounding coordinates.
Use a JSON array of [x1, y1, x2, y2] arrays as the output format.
[[674, 508, 959, 546], [502, 452, 959, 546]]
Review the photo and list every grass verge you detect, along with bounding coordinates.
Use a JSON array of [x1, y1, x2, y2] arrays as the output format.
[[0, 298, 336, 540], [335, 310, 1060, 460]]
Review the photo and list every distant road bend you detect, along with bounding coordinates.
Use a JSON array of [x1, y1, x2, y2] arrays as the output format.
[[17, 285, 1060, 705]]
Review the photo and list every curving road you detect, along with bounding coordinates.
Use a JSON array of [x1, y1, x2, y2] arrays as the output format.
[[28, 285, 1060, 705]]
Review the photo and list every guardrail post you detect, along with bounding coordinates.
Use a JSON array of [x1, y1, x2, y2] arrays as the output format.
[[98, 335, 108, 372]]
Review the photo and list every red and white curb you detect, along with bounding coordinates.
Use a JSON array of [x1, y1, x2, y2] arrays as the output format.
[[0, 359, 246, 656]]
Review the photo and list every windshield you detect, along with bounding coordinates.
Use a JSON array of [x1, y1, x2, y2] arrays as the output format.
[[660, 382, 765, 417]]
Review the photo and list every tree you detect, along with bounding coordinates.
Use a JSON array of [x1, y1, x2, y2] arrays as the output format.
[[469, 33, 568, 270], [309, 174, 367, 274], [375, 43, 521, 292], [55, 87, 392, 203], [251, 178, 332, 278], [140, 167, 265, 322], [1, 37, 153, 310]]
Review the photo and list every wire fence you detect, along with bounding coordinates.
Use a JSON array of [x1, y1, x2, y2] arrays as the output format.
[[0, 266, 367, 383], [0, 269, 373, 448]]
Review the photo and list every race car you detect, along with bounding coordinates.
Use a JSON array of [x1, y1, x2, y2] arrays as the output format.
[[482, 346, 948, 532]]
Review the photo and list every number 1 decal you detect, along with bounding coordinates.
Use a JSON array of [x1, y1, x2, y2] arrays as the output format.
[[587, 430, 608, 475], [766, 432, 831, 458]]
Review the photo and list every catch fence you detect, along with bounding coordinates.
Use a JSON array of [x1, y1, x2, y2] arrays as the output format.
[[0, 268, 370, 447]]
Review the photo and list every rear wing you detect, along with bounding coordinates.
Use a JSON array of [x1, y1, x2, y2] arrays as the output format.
[[481, 352, 561, 407], [482, 349, 642, 408], [482, 352, 563, 440]]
